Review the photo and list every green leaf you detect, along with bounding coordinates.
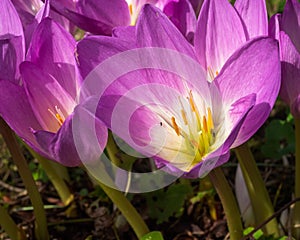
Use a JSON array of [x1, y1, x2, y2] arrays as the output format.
[[243, 227, 263, 240], [243, 227, 290, 240], [145, 182, 192, 224], [262, 119, 295, 159], [141, 231, 164, 240]]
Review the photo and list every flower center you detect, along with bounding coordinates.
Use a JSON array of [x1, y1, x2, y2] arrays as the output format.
[[48, 106, 66, 126], [170, 91, 215, 163]]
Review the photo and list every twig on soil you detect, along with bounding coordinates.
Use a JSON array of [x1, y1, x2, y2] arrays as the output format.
[[242, 197, 300, 240], [0, 179, 26, 193]]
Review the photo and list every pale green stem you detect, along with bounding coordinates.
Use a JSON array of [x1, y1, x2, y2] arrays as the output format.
[[96, 180, 149, 239], [235, 143, 279, 237], [293, 118, 300, 238], [27, 148, 74, 206], [209, 167, 243, 240], [0, 204, 26, 240], [98, 132, 150, 239], [0, 119, 49, 240]]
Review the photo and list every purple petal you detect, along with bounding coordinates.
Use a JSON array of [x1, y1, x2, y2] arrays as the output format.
[[188, 0, 204, 16], [163, 0, 197, 43], [136, 4, 196, 59], [11, 0, 43, 16], [49, 10, 75, 34], [194, 0, 246, 75], [35, 0, 50, 22], [77, 35, 134, 79], [216, 37, 280, 147], [0, 80, 48, 155], [234, 0, 268, 39], [0, 36, 23, 83], [77, 36, 204, 100], [281, 0, 300, 52], [269, 14, 281, 40], [34, 104, 107, 167], [20, 61, 76, 133], [27, 18, 80, 98], [0, 0, 24, 38], [279, 31, 300, 116], [51, 0, 130, 35], [23, 0, 50, 48], [77, 0, 130, 28], [112, 26, 136, 42], [0, 0, 25, 81]]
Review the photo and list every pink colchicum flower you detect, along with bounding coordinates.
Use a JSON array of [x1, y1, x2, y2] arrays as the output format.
[[196, 0, 268, 80], [77, 5, 280, 177], [270, 0, 300, 118], [0, 18, 107, 167], [179, 0, 270, 147], [0, 0, 25, 83], [11, 0, 73, 48], [50, 0, 196, 41]]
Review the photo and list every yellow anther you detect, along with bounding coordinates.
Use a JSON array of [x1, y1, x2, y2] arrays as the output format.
[[171, 116, 180, 136], [188, 91, 197, 112], [129, 4, 133, 15], [202, 116, 208, 133], [207, 107, 214, 130], [216, 71, 219, 76], [55, 113, 64, 125], [48, 106, 65, 126]]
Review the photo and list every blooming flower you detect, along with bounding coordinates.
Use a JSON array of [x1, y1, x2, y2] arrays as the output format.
[[196, 0, 268, 79], [77, 5, 280, 177], [50, 0, 196, 40], [11, 0, 73, 47], [195, 0, 270, 147], [270, 0, 300, 118], [0, 0, 24, 83], [0, 18, 106, 166], [234, 0, 268, 39]]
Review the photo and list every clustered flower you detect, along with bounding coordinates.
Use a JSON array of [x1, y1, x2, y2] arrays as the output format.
[[0, 0, 298, 178]]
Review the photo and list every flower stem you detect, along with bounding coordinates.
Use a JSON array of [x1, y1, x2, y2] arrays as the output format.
[[0, 118, 49, 240], [293, 118, 300, 238], [96, 180, 150, 239], [235, 143, 279, 237], [208, 167, 243, 240], [0, 204, 26, 240], [97, 131, 150, 239], [27, 148, 74, 206]]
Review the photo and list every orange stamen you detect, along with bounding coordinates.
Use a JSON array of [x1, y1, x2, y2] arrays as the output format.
[[202, 116, 208, 133], [55, 113, 64, 125], [171, 116, 180, 136], [188, 91, 197, 112], [207, 107, 214, 130]]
